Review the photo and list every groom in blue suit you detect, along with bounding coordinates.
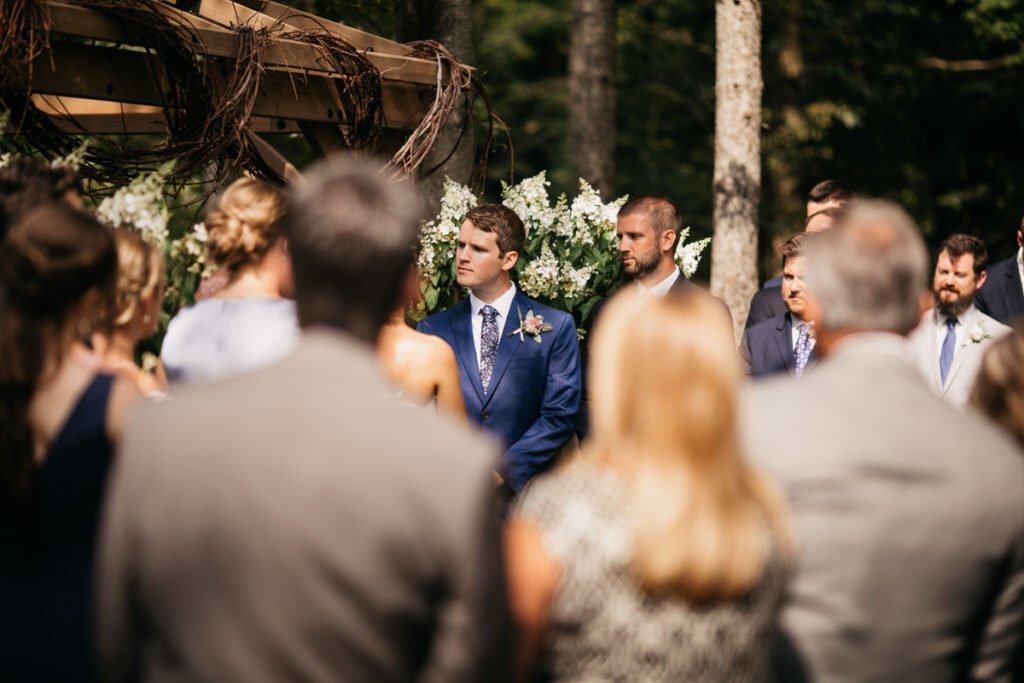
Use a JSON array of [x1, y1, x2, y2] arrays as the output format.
[[418, 204, 581, 492]]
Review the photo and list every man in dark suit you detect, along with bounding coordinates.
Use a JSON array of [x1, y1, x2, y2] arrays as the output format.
[[741, 234, 818, 377], [974, 216, 1024, 326], [418, 204, 581, 493], [577, 195, 730, 439], [98, 156, 512, 683], [747, 180, 854, 329]]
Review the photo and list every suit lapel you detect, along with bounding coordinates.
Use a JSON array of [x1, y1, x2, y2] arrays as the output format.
[[774, 313, 795, 372], [449, 300, 485, 404], [1007, 261, 1024, 316], [482, 291, 527, 408]]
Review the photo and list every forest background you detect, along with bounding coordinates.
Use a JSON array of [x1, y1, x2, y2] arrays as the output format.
[[275, 0, 1024, 283]]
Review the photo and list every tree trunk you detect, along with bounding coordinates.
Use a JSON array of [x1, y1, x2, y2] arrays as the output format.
[[710, 0, 762, 341], [415, 0, 475, 217], [568, 0, 616, 199]]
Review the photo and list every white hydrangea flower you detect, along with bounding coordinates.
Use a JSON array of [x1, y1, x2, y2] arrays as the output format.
[[519, 243, 561, 299], [96, 163, 174, 248], [0, 153, 11, 170], [170, 222, 213, 278], [677, 236, 711, 278]]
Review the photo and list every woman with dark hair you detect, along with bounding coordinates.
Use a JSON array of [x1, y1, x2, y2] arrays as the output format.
[[0, 204, 140, 683]]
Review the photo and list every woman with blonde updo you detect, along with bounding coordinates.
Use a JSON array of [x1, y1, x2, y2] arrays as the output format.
[[92, 228, 167, 396], [161, 177, 298, 385]]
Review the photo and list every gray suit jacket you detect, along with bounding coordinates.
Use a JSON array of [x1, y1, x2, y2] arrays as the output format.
[[98, 329, 512, 683], [908, 305, 1011, 406], [742, 334, 1024, 683]]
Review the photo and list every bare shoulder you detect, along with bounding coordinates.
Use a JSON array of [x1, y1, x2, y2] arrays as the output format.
[[105, 374, 143, 446], [422, 332, 457, 363]]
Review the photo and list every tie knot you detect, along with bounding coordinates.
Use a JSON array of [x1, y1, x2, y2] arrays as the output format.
[[481, 305, 498, 322], [947, 317, 958, 331]]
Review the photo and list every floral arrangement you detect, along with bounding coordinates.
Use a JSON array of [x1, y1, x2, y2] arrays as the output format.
[[415, 172, 711, 330], [96, 161, 174, 247]]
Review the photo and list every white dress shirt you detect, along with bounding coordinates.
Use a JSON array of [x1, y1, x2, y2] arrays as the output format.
[[789, 317, 816, 354], [637, 267, 681, 297], [931, 307, 967, 357], [469, 283, 518, 365]]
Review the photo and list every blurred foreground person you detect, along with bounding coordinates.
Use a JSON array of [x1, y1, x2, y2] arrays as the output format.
[[92, 229, 167, 397], [0, 156, 84, 237], [160, 177, 297, 384], [377, 267, 466, 420], [507, 291, 789, 683], [909, 234, 1010, 406], [98, 156, 512, 683], [971, 328, 1024, 449], [743, 201, 1024, 683], [0, 205, 139, 683]]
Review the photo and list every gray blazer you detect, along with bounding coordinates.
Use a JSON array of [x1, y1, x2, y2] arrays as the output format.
[[98, 329, 512, 683], [908, 305, 1011, 406], [742, 334, 1024, 683]]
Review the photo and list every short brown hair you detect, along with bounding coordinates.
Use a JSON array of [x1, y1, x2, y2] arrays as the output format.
[[779, 233, 808, 268], [464, 204, 525, 256], [803, 205, 847, 230], [617, 195, 683, 251], [807, 179, 854, 205], [939, 233, 988, 276]]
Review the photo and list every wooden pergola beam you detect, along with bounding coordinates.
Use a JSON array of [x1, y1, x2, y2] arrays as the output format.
[[28, 95, 301, 134], [6, 41, 432, 130], [45, 1, 442, 87]]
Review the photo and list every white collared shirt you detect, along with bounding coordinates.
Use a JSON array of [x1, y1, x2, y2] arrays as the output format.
[[469, 282, 517, 365], [932, 306, 970, 356], [790, 317, 816, 353], [637, 267, 681, 298]]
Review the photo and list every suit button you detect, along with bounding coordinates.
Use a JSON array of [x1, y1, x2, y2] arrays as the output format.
[[481, 411, 489, 420]]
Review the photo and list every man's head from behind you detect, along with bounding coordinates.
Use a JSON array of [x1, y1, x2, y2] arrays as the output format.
[[932, 234, 988, 319], [615, 195, 681, 280], [284, 155, 425, 343], [806, 179, 854, 217], [804, 200, 929, 340], [0, 157, 84, 239]]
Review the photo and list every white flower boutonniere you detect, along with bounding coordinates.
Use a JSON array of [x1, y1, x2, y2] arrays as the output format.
[[965, 324, 993, 346], [508, 305, 553, 343]]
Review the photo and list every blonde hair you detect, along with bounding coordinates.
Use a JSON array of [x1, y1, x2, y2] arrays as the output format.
[[589, 291, 787, 603], [970, 329, 1024, 448], [205, 177, 287, 273], [110, 228, 164, 329]]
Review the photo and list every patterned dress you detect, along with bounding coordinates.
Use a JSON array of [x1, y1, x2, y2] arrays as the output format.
[[513, 460, 788, 683]]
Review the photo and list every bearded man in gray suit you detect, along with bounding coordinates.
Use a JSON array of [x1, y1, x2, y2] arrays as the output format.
[[97, 157, 512, 683], [742, 201, 1024, 683]]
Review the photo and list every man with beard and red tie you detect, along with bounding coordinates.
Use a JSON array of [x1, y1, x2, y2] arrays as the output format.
[[909, 234, 1010, 406]]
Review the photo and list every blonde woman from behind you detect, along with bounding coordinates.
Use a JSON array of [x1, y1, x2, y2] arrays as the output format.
[[161, 178, 297, 385], [92, 228, 167, 397], [506, 290, 790, 683]]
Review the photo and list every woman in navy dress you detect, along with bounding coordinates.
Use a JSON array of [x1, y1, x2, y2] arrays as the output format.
[[0, 204, 140, 683]]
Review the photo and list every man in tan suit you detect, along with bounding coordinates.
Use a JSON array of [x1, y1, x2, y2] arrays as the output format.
[[743, 202, 1024, 682], [97, 157, 512, 683], [909, 233, 1011, 406]]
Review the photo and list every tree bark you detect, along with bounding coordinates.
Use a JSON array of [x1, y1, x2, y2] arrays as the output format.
[[414, 0, 475, 217], [710, 0, 762, 341], [568, 0, 616, 198]]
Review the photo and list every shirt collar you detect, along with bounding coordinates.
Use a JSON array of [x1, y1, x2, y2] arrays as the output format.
[[637, 267, 681, 297], [469, 282, 517, 321], [933, 304, 976, 327]]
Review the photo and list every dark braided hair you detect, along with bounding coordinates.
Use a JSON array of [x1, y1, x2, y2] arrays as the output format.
[[0, 203, 116, 503]]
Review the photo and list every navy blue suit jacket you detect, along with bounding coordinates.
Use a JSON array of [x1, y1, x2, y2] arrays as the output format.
[[418, 289, 581, 492], [975, 256, 1024, 326], [740, 311, 818, 378], [745, 285, 787, 330]]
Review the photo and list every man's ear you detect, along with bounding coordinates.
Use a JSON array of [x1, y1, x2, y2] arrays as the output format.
[[1017, 229, 1022, 249], [501, 250, 519, 273], [660, 229, 676, 255], [976, 269, 987, 289]]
